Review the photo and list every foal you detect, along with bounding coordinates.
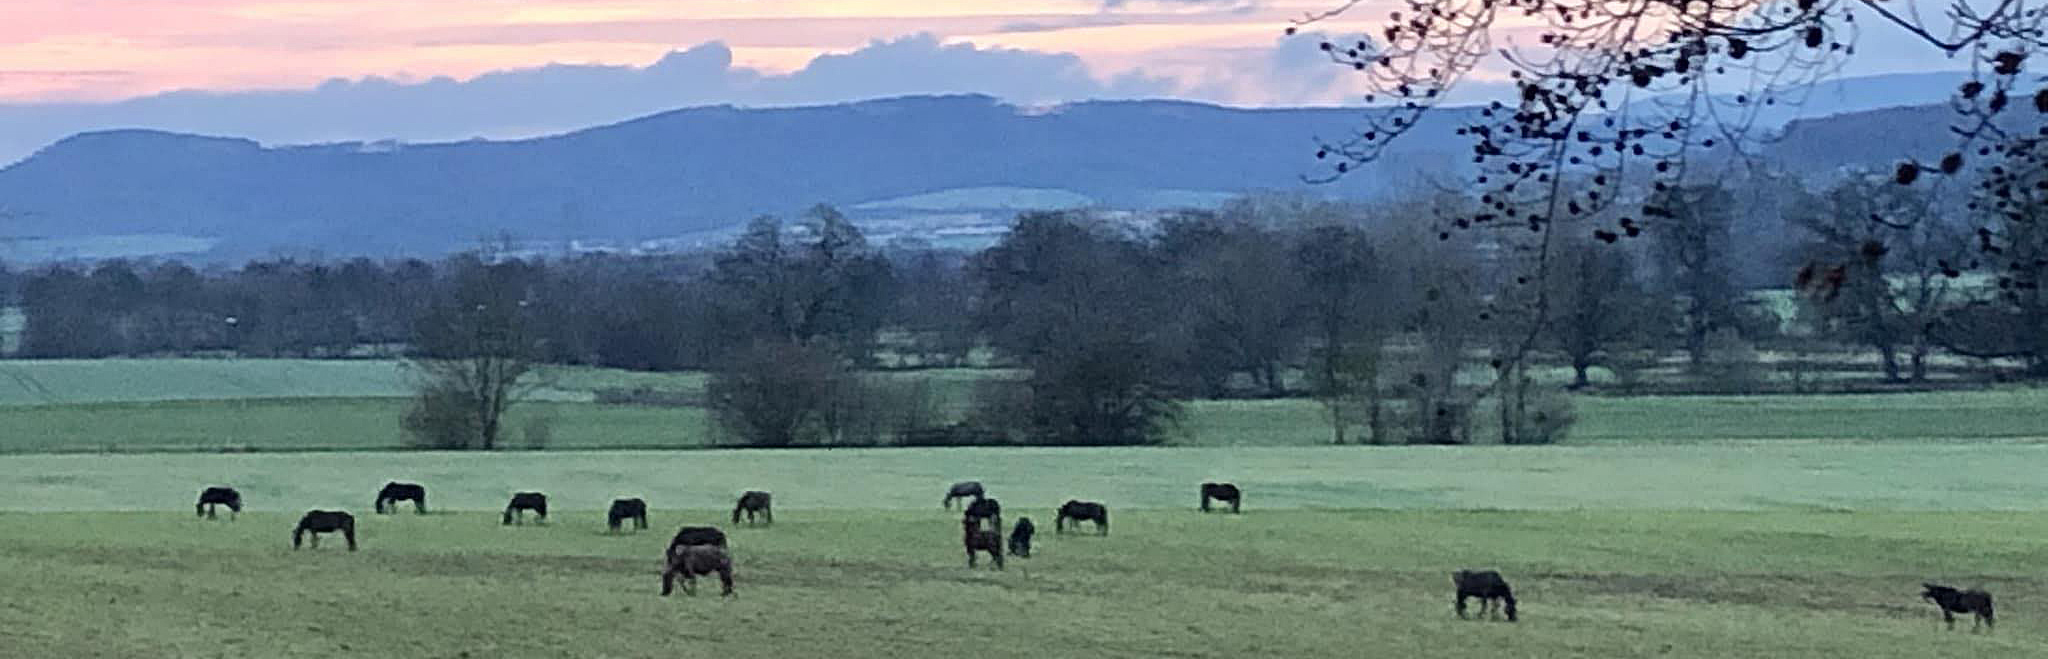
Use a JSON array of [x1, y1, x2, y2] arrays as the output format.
[[662, 544, 736, 597], [732, 491, 772, 525], [1453, 570, 1517, 622], [607, 498, 649, 533], [1922, 583, 1995, 631], [963, 519, 1004, 570], [502, 492, 547, 525], [1008, 516, 1035, 558], [196, 487, 242, 520], [293, 510, 357, 551]]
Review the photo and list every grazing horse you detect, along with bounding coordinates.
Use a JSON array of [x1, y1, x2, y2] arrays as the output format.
[[196, 487, 242, 520], [293, 510, 357, 551], [1200, 482, 1242, 513], [963, 497, 1002, 534], [1008, 516, 1035, 558], [963, 519, 1004, 570], [502, 492, 547, 525], [669, 526, 729, 555], [662, 544, 735, 597], [607, 498, 649, 533], [373, 482, 427, 514], [1453, 570, 1517, 622], [732, 491, 772, 525], [943, 481, 986, 509], [1922, 583, 1994, 631], [1055, 500, 1108, 535]]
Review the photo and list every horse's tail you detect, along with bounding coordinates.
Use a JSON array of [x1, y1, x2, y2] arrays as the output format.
[[341, 517, 358, 551], [1100, 509, 1109, 535]]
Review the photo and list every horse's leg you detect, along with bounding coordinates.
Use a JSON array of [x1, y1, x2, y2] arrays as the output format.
[[993, 546, 1004, 571], [637, 514, 648, 530], [1942, 610, 1955, 630], [1232, 498, 1240, 514], [763, 505, 772, 525], [661, 567, 678, 596], [967, 547, 976, 568], [414, 496, 426, 514], [718, 567, 734, 597], [343, 526, 357, 551], [1455, 594, 1468, 619]]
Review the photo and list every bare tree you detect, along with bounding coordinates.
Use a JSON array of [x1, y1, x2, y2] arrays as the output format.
[[1649, 185, 1743, 370], [1546, 235, 1662, 388], [1792, 172, 1970, 381], [402, 256, 551, 450]]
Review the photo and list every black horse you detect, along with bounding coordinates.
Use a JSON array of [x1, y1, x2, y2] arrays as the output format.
[[1008, 516, 1035, 558], [1453, 570, 1518, 622], [196, 486, 242, 520], [732, 491, 772, 525], [669, 526, 729, 554], [1922, 583, 1994, 631], [943, 481, 986, 509], [1055, 500, 1108, 535], [502, 492, 547, 525], [373, 481, 427, 514], [293, 510, 357, 551], [1200, 482, 1242, 513], [607, 498, 649, 533], [964, 497, 1002, 534]]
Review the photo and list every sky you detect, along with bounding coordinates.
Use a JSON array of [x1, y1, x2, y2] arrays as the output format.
[[0, 0, 1974, 162], [0, 0, 1381, 105]]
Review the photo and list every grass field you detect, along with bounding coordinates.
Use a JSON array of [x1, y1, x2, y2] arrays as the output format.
[[4, 386, 2043, 453], [7, 443, 2048, 513], [4, 359, 2046, 657], [2, 508, 2042, 658]]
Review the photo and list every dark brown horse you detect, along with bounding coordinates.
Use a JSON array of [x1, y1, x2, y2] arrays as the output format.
[[1922, 583, 1994, 631], [944, 481, 985, 509], [732, 491, 772, 525], [502, 492, 547, 525], [963, 497, 1001, 534], [374, 481, 427, 514], [293, 510, 357, 551], [963, 519, 1004, 570], [1454, 570, 1517, 622], [669, 526, 729, 554], [1200, 482, 1241, 513], [662, 544, 735, 597], [196, 487, 241, 520], [1055, 500, 1108, 535], [607, 498, 648, 533]]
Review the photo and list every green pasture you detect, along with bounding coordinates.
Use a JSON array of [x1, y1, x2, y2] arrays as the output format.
[[5, 442, 2048, 513], [3, 386, 2043, 454], [1, 509, 2042, 658]]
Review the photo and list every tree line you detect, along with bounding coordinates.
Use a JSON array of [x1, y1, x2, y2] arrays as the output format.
[[5, 177, 2044, 448]]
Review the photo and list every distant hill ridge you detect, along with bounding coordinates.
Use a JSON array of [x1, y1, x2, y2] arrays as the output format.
[[0, 72, 1976, 261]]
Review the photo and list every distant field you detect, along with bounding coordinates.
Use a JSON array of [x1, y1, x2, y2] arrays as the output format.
[[1, 509, 2042, 658], [4, 387, 2045, 454], [7, 442, 2048, 513], [0, 359, 2041, 454]]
